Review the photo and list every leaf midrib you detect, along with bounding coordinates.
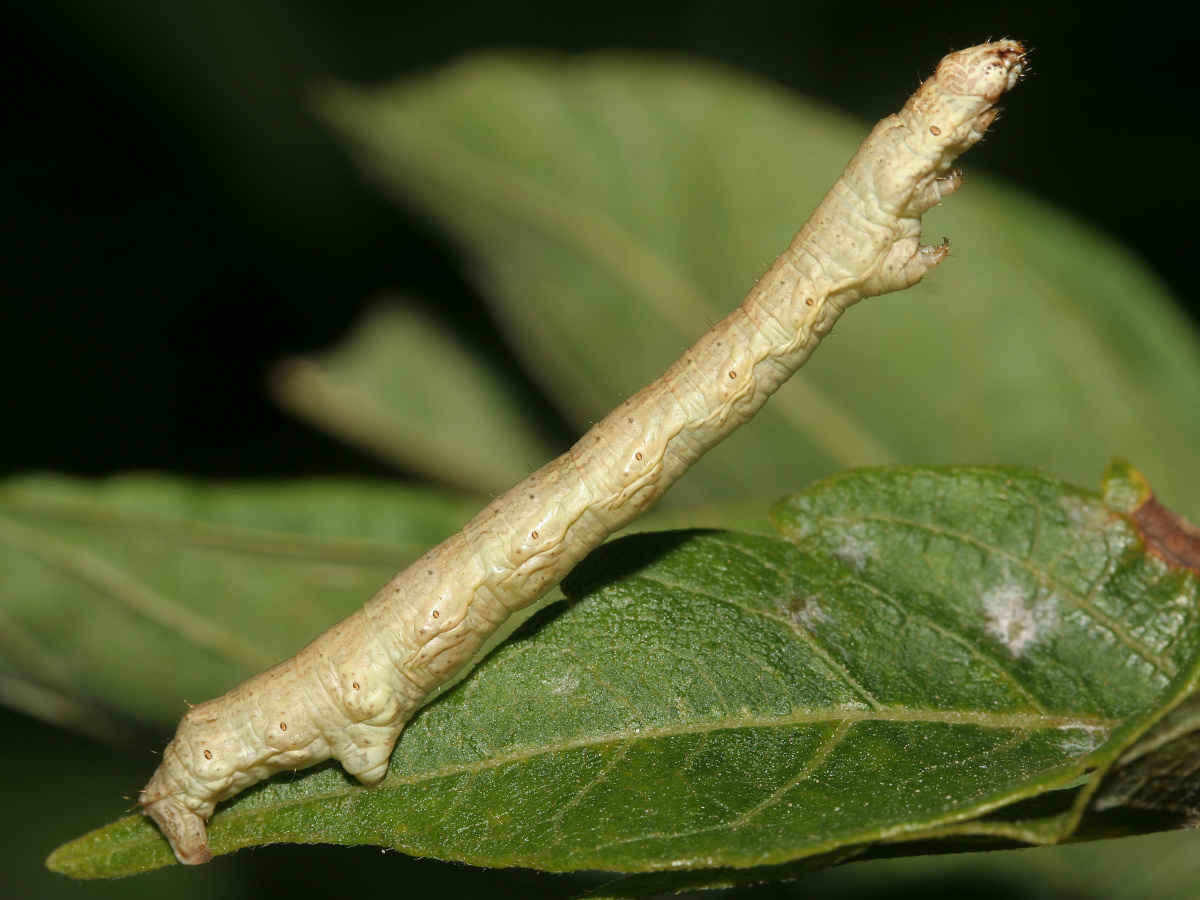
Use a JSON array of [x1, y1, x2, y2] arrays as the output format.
[[208, 703, 1115, 832]]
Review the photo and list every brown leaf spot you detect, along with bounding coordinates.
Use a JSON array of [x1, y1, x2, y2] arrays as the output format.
[[1132, 495, 1200, 575]]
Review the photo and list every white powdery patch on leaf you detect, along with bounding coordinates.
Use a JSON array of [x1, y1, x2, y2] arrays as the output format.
[[1056, 725, 1108, 758], [790, 596, 830, 631], [981, 582, 1059, 656], [1057, 494, 1107, 531], [543, 673, 582, 696], [829, 524, 876, 573]]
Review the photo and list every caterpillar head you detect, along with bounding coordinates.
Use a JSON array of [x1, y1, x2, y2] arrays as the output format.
[[903, 40, 1026, 163], [140, 788, 213, 865], [935, 39, 1026, 104]]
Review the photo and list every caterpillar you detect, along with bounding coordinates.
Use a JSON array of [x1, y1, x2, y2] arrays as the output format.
[[140, 40, 1026, 865]]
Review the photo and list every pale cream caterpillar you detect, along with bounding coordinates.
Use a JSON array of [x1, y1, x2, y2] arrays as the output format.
[[140, 40, 1026, 864]]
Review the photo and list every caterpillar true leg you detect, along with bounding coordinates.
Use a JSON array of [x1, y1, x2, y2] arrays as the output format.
[[140, 40, 1026, 865]]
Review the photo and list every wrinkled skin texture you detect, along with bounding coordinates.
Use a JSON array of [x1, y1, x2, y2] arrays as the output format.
[[141, 40, 1026, 864]]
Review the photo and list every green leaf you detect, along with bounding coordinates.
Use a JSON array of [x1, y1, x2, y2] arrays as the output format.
[[1090, 683, 1200, 826], [271, 299, 562, 495], [317, 53, 1200, 519], [768, 466, 1199, 719], [0, 473, 480, 735], [49, 465, 1200, 879]]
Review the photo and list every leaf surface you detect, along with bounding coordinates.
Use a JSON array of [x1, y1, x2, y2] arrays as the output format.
[[48, 466, 1200, 879]]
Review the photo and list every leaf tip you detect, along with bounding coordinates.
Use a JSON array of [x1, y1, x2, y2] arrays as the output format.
[[44, 836, 104, 880], [1102, 459, 1152, 514], [44, 814, 177, 879]]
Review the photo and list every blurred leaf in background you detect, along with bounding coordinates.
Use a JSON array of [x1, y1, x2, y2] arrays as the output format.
[[272, 299, 562, 494], [313, 52, 1200, 519], [0, 473, 482, 732]]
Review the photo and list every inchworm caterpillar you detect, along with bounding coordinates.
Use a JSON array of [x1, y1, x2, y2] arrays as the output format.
[[141, 40, 1026, 864]]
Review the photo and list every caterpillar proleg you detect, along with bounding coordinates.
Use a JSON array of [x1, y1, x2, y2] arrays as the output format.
[[141, 40, 1026, 864]]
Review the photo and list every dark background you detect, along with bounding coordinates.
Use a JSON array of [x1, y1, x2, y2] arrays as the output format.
[[3, 2, 1197, 898]]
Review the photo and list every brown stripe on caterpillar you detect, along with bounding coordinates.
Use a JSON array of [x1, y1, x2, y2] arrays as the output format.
[[139, 40, 1026, 865]]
